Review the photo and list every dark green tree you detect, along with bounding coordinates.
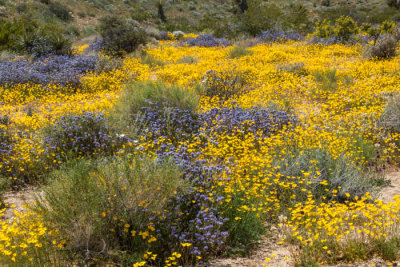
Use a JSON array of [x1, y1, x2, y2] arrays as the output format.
[[235, 0, 248, 13], [157, 1, 167, 23]]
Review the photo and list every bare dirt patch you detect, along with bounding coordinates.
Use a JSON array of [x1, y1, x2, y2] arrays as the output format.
[[2, 187, 41, 220], [380, 171, 400, 203]]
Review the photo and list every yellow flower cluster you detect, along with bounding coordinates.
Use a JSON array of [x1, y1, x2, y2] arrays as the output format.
[[0, 208, 62, 266]]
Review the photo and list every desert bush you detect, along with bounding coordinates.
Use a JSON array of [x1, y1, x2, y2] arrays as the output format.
[[98, 15, 147, 56], [241, 0, 282, 36], [379, 94, 400, 131], [312, 19, 335, 39], [94, 54, 123, 73], [312, 16, 359, 43], [228, 46, 253, 58], [43, 112, 126, 163], [34, 154, 186, 264], [201, 70, 251, 100], [334, 16, 359, 42], [275, 148, 385, 203], [321, 0, 331, 7], [48, 1, 73, 22], [387, 0, 400, 9], [199, 15, 242, 39], [39, 0, 51, 5], [1, 18, 72, 56], [282, 3, 313, 34], [364, 35, 397, 60]]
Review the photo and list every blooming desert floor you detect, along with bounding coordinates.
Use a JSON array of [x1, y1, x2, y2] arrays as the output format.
[[1, 38, 400, 266]]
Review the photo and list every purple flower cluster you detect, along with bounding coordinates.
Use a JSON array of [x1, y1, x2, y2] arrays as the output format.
[[44, 112, 126, 162], [157, 188, 228, 261], [309, 35, 373, 45], [258, 30, 304, 43], [186, 34, 230, 47], [87, 39, 104, 52], [135, 102, 295, 150], [0, 55, 97, 86], [200, 107, 296, 139], [0, 127, 14, 166], [134, 104, 200, 143]]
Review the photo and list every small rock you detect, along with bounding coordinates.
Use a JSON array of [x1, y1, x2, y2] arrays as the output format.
[[173, 31, 185, 40]]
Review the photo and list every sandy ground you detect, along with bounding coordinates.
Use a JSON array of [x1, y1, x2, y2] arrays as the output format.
[[208, 227, 294, 267], [380, 171, 400, 203], [2, 187, 41, 220]]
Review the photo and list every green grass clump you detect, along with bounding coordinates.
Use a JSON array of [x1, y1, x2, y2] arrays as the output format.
[[177, 56, 198, 64], [141, 54, 165, 67], [228, 46, 253, 58], [129, 81, 199, 112], [108, 81, 200, 139], [313, 69, 338, 92]]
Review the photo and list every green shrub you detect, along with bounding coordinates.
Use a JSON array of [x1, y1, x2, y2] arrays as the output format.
[[321, 0, 330, 6], [48, 2, 73, 22], [39, 0, 51, 5], [201, 70, 251, 101], [387, 0, 400, 9], [241, 0, 282, 36], [228, 46, 253, 58], [364, 35, 397, 60], [313, 19, 335, 38], [199, 15, 240, 39], [0, 17, 71, 56], [98, 15, 147, 56], [342, 241, 370, 262], [373, 238, 400, 261], [314, 16, 359, 42], [334, 16, 359, 42], [16, 3, 28, 14], [282, 3, 313, 34], [34, 155, 185, 264]]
